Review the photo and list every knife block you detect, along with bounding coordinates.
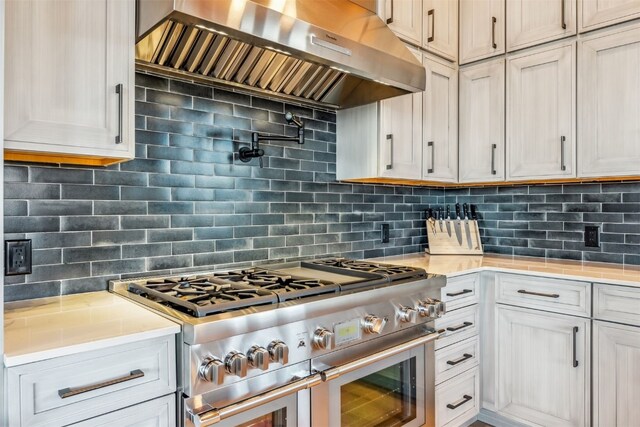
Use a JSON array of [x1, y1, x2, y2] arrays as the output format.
[[425, 218, 483, 255]]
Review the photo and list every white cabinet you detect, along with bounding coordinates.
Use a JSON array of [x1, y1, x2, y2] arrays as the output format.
[[459, 0, 505, 64], [379, 0, 423, 46], [578, 23, 640, 178], [506, 41, 576, 181], [70, 395, 176, 427], [4, 0, 135, 166], [423, 54, 458, 182], [423, 0, 459, 61], [506, 0, 577, 52], [459, 58, 505, 183], [578, 0, 640, 33], [496, 305, 590, 427], [337, 46, 423, 181]]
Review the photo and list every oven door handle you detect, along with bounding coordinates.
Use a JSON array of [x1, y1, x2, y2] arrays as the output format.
[[320, 330, 442, 382], [187, 374, 323, 427]]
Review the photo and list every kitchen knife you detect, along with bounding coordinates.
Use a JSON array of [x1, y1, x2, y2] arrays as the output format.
[[427, 208, 436, 235], [438, 207, 444, 232], [470, 204, 478, 220], [445, 205, 452, 237], [470, 204, 480, 249], [454, 203, 463, 246], [463, 203, 473, 249]]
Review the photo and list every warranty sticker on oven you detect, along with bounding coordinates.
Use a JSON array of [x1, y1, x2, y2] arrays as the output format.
[[333, 318, 361, 346]]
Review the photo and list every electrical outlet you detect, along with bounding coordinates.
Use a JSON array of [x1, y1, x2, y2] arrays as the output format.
[[585, 226, 600, 248], [5, 239, 32, 276], [381, 223, 390, 243]]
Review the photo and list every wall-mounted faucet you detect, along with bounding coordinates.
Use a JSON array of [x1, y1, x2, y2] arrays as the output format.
[[238, 112, 305, 167]]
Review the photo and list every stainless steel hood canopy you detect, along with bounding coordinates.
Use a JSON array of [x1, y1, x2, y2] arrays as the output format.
[[136, 0, 426, 109]]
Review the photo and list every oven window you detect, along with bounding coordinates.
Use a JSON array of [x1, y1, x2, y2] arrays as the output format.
[[340, 357, 417, 426], [236, 408, 287, 427]]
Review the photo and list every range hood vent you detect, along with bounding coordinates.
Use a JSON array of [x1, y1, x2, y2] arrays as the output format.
[[136, 0, 426, 109]]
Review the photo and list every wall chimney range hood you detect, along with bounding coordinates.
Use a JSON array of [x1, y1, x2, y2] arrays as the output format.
[[135, 0, 426, 109]]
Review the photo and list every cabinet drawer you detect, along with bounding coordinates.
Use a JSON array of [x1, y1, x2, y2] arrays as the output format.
[[594, 283, 640, 326], [442, 274, 480, 311], [435, 304, 479, 350], [496, 273, 590, 317], [7, 335, 176, 427], [435, 336, 479, 385], [70, 394, 176, 426], [435, 367, 480, 427]]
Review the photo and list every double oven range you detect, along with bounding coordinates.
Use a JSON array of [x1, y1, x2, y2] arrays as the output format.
[[110, 258, 446, 427]]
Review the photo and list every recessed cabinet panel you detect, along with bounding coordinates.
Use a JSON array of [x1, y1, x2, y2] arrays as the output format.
[[506, 0, 577, 52], [578, 23, 640, 177], [459, 0, 505, 64], [506, 42, 576, 180], [579, 0, 640, 32], [379, 0, 423, 46], [423, 55, 458, 182], [459, 59, 505, 183], [423, 0, 459, 61]]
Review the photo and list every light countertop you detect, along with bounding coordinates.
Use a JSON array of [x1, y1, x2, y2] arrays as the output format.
[[4, 291, 180, 367], [371, 253, 640, 287]]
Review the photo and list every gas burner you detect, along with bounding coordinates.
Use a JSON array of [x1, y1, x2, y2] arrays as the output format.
[[306, 258, 427, 283]]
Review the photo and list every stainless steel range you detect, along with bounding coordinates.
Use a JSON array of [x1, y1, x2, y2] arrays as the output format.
[[110, 258, 446, 427]]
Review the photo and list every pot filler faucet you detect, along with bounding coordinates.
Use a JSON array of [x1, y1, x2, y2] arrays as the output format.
[[238, 112, 305, 167]]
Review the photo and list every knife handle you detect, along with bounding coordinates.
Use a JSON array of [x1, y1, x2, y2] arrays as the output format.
[[462, 203, 469, 219], [427, 208, 434, 220], [470, 205, 477, 220], [446, 205, 451, 219], [455, 203, 461, 219]]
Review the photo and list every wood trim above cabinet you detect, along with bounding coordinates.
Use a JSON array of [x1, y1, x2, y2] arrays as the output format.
[[4, 150, 130, 167]]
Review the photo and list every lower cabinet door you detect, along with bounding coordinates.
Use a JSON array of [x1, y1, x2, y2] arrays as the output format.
[[593, 320, 640, 427], [69, 395, 176, 426], [435, 367, 480, 427], [496, 305, 590, 426]]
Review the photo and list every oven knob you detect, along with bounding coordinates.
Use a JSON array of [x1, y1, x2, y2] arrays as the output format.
[[268, 340, 289, 365], [224, 351, 248, 378], [437, 301, 447, 317], [398, 306, 417, 323], [312, 328, 334, 350], [247, 345, 270, 371], [363, 315, 387, 334], [199, 356, 225, 385], [417, 299, 437, 318]]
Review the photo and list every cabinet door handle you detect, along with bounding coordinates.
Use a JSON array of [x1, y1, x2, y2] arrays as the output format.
[[427, 9, 435, 42], [561, 0, 567, 29], [447, 395, 473, 410], [386, 0, 394, 24], [572, 326, 579, 367], [446, 289, 472, 297], [427, 141, 434, 173], [490, 143, 497, 175], [560, 136, 566, 171], [447, 321, 472, 332], [517, 289, 560, 298], [386, 134, 393, 170], [115, 83, 124, 144], [58, 369, 144, 399], [446, 353, 473, 366], [491, 17, 497, 49]]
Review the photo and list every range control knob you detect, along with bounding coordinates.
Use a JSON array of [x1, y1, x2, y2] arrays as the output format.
[[199, 356, 225, 385], [247, 345, 270, 371], [224, 351, 248, 378], [312, 327, 335, 350], [437, 301, 447, 317], [417, 299, 438, 318], [268, 340, 289, 365], [398, 306, 417, 323], [363, 315, 387, 334]]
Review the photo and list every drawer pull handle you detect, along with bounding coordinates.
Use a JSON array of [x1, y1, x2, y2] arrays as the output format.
[[447, 394, 473, 410], [517, 289, 560, 298], [446, 289, 472, 297], [572, 326, 579, 368], [446, 353, 473, 366], [115, 83, 124, 144], [58, 369, 144, 399], [447, 321, 472, 332]]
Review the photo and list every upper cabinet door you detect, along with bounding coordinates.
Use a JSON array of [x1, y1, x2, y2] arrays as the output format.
[[578, 0, 640, 33], [423, 0, 459, 61], [423, 55, 458, 182], [459, 0, 506, 64], [4, 0, 135, 166], [379, 47, 423, 180], [578, 23, 640, 178], [380, 0, 423, 46], [459, 58, 505, 183], [506, 42, 576, 181], [506, 0, 577, 52]]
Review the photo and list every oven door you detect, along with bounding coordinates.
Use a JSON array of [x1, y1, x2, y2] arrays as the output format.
[[311, 330, 440, 427]]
